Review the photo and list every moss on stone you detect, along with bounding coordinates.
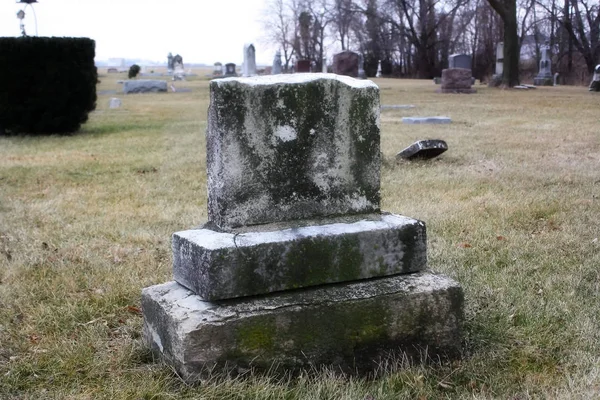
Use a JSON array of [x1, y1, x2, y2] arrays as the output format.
[[235, 317, 277, 353]]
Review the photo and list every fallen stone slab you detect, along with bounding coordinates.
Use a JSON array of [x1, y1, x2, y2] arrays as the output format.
[[402, 117, 451, 124], [123, 79, 168, 94], [396, 140, 448, 160], [173, 213, 427, 300], [381, 104, 415, 110], [142, 272, 464, 380]]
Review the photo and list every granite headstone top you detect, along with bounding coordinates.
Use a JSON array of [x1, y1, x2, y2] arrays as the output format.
[[333, 50, 360, 78], [396, 139, 448, 160], [448, 54, 472, 70], [207, 73, 381, 229]]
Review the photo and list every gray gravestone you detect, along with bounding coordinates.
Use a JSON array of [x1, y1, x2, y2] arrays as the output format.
[[206, 74, 381, 228], [533, 44, 553, 86], [322, 57, 327, 73], [224, 63, 236, 77], [448, 54, 471, 70], [396, 139, 448, 160], [333, 50, 360, 77], [213, 62, 222, 77], [167, 52, 174, 73], [123, 80, 167, 94], [589, 64, 600, 91], [358, 53, 366, 79], [272, 50, 282, 74], [108, 97, 122, 108], [376, 60, 382, 77], [495, 42, 504, 75], [489, 42, 504, 87], [141, 73, 464, 379], [243, 44, 257, 77]]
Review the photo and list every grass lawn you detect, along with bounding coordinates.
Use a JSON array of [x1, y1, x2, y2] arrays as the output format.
[[1, 70, 599, 399]]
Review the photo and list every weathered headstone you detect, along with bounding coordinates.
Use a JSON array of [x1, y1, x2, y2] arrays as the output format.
[[272, 50, 282, 74], [224, 63, 237, 77], [439, 68, 476, 93], [448, 54, 472, 70], [213, 62, 223, 77], [322, 57, 327, 73], [376, 60, 382, 77], [402, 116, 451, 124], [589, 64, 600, 91], [396, 139, 448, 160], [553, 72, 560, 86], [142, 73, 464, 379], [123, 80, 167, 94], [533, 44, 553, 86], [108, 97, 122, 108], [489, 42, 504, 87], [333, 50, 360, 77], [243, 44, 257, 77], [358, 53, 366, 79], [167, 52, 174, 73], [172, 54, 185, 81], [295, 59, 310, 73]]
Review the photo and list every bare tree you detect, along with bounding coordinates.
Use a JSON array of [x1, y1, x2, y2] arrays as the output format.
[[262, 0, 298, 71], [486, 0, 521, 86]]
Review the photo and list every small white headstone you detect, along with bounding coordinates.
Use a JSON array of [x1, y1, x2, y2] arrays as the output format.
[[109, 98, 121, 108], [243, 44, 257, 77]]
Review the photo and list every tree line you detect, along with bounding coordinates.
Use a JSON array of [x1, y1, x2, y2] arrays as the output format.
[[262, 0, 600, 87]]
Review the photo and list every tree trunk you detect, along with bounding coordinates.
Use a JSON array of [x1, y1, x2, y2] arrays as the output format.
[[486, 0, 520, 87], [502, 2, 520, 86]]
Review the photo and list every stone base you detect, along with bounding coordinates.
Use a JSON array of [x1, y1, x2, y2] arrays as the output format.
[[533, 77, 553, 86], [123, 79, 168, 94], [402, 117, 451, 124], [437, 88, 476, 94], [488, 75, 502, 87], [142, 272, 463, 381], [173, 213, 426, 300]]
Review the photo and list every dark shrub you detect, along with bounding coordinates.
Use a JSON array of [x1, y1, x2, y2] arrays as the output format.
[[128, 64, 141, 79], [0, 37, 97, 134]]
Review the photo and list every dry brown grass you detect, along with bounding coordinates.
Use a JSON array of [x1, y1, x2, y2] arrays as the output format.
[[1, 73, 599, 399]]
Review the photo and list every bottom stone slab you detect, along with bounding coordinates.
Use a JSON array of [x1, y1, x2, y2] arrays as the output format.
[[142, 272, 463, 380]]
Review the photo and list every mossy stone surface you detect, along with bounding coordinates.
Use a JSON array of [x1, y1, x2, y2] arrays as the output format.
[[207, 73, 381, 229], [141, 272, 463, 381], [172, 213, 426, 300]]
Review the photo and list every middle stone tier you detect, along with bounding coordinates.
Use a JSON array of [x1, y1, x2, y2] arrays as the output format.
[[173, 213, 426, 300]]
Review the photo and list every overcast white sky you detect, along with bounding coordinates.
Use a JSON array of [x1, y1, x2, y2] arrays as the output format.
[[0, 0, 276, 65]]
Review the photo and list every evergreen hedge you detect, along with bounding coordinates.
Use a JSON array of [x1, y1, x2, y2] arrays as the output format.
[[0, 37, 97, 134]]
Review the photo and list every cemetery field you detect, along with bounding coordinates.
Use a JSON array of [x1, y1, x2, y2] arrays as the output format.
[[1, 73, 599, 399]]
